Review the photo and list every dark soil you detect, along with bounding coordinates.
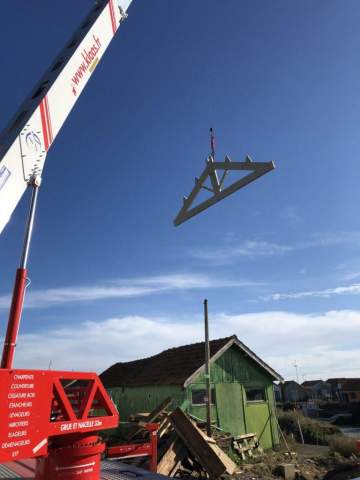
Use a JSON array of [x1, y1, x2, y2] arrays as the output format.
[[231, 443, 359, 480]]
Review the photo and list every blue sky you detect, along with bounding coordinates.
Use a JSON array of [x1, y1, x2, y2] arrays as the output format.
[[1, 0, 360, 380]]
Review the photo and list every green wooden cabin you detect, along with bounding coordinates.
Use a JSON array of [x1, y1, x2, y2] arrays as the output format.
[[100, 335, 283, 449]]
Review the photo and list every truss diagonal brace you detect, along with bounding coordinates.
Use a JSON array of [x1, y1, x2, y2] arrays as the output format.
[[174, 158, 275, 226]]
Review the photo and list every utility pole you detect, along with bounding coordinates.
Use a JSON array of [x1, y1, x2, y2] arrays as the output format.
[[204, 299, 212, 437]]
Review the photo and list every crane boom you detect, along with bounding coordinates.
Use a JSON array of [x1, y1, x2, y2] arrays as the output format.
[[0, 0, 132, 234]]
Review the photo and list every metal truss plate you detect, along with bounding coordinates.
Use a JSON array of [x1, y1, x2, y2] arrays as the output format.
[[174, 155, 275, 226]]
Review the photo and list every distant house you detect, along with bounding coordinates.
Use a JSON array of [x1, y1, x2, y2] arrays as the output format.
[[302, 380, 332, 400], [273, 383, 282, 402], [281, 380, 309, 403], [326, 378, 347, 401], [337, 379, 360, 403], [100, 335, 284, 449]]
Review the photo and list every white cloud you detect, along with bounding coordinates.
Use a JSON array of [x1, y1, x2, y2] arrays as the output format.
[[305, 231, 360, 249], [12, 309, 360, 380], [340, 271, 360, 282], [190, 231, 360, 265], [261, 283, 360, 301], [14, 315, 203, 373], [208, 310, 360, 379], [190, 240, 292, 264], [0, 273, 255, 310]]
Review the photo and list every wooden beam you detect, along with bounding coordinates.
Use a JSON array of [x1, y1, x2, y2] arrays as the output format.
[[169, 408, 236, 479], [157, 437, 188, 476]]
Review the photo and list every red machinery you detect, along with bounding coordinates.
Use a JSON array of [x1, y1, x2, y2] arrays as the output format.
[[0, 368, 159, 478], [0, 2, 159, 478], [0, 369, 118, 478], [106, 424, 159, 473]]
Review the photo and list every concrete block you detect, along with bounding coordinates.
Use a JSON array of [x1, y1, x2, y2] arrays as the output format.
[[279, 463, 296, 480]]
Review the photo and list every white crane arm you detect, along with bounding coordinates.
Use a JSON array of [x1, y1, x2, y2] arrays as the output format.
[[0, 0, 132, 234]]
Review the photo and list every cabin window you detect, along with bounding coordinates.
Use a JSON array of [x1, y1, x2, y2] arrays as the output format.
[[245, 387, 266, 402], [191, 388, 216, 406]]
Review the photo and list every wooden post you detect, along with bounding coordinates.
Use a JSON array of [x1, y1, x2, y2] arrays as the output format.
[[296, 413, 304, 444], [204, 299, 212, 437]]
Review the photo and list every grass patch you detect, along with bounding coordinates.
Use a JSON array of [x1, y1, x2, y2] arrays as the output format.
[[278, 410, 341, 445], [328, 435, 359, 458]]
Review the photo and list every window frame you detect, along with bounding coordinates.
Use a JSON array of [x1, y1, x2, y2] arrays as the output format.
[[245, 387, 266, 403], [191, 387, 216, 406]]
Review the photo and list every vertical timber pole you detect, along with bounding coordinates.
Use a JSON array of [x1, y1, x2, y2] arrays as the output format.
[[1, 178, 41, 369], [204, 299, 212, 437]]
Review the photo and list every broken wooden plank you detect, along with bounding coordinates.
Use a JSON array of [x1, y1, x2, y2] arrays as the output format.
[[158, 418, 172, 439], [233, 433, 257, 440], [157, 437, 188, 476], [158, 431, 178, 460], [144, 397, 172, 423], [169, 408, 236, 479], [128, 397, 173, 441], [233, 433, 263, 460], [206, 438, 236, 475], [129, 412, 150, 421], [190, 418, 236, 474]]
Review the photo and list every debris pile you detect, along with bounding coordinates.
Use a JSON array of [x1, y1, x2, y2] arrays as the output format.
[[115, 398, 263, 478]]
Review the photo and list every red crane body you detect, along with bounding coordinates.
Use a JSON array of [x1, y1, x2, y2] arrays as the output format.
[[0, 369, 118, 478], [0, 2, 159, 478]]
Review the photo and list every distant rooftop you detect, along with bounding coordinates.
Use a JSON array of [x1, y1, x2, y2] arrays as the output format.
[[339, 378, 360, 391], [302, 380, 329, 387]]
